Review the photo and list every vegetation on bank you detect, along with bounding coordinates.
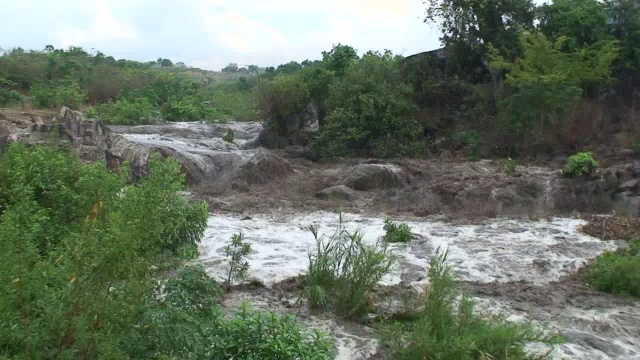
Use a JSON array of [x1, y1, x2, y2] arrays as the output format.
[[587, 240, 640, 298], [0, 143, 333, 359]]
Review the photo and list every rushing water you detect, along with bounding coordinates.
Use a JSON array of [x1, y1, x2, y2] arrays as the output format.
[[199, 211, 640, 360]]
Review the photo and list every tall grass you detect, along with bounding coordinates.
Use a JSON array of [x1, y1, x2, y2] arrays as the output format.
[[382, 250, 560, 360], [383, 218, 413, 243], [305, 214, 394, 319]]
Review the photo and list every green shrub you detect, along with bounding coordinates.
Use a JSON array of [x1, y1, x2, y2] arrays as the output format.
[[381, 250, 560, 359], [128, 266, 334, 359], [305, 214, 394, 318], [563, 152, 599, 177], [503, 158, 517, 175], [257, 74, 311, 129], [586, 240, 640, 297], [94, 97, 157, 124], [0, 85, 23, 106], [223, 129, 234, 143], [457, 131, 481, 161], [31, 79, 86, 109], [313, 51, 423, 158], [383, 218, 413, 243], [225, 232, 250, 287]]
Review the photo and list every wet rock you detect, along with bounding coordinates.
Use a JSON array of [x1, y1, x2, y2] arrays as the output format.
[[613, 191, 640, 217], [604, 171, 620, 190], [619, 179, 639, 192], [340, 164, 405, 191], [316, 185, 356, 201], [105, 134, 151, 179], [236, 153, 293, 185], [73, 145, 104, 163], [285, 145, 306, 158], [259, 104, 319, 149], [0, 112, 7, 120], [618, 149, 635, 158]]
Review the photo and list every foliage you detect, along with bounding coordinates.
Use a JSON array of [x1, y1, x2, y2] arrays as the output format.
[[383, 218, 413, 243], [31, 79, 86, 109], [424, 0, 536, 81], [225, 232, 251, 287], [489, 32, 618, 145], [222, 63, 239, 73], [605, 0, 640, 72], [127, 266, 335, 359], [314, 51, 423, 158], [503, 158, 518, 175], [0, 144, 208, 358], [563, 152, 599, 177], [586, 240, 640, 298], [257, 74, 311, 130], [0, 86, 23, 106], [538, 0, 609, 50], [381, 250, 560, 359], [457, 131, 481, 161], [223, 129, 234, 143], [322, 44, 359, 77], [95, 97, 158, 124], [305, 214, 394, 319]]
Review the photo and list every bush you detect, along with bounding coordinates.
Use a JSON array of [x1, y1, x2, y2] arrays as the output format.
[[0, 87, 23, 106], [257, 74, 310, 130], [563, 152, 599, 177], [381, 250, 560, 359], [94, 97, 157, 124], [128, 266, 334, 359], [313, 51, 423, 158], [503, 158, 518, 175], [586, 240, 640, 297], [31, 79, 86, 108], [223, 129, 234, 143], [383, 218, 413, 243], [457, 131, 481, 161], [305, 214, 394, 318]]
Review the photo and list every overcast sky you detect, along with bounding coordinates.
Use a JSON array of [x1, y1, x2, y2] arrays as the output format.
[[0, 0, 442, 70]]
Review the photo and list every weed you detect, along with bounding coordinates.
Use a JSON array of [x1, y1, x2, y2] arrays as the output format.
[[563, 152, 599, 177], [381, 249, 561, 359], [586, 240, 640, 297], [223, 129, 234, 143], [457, 131, 481, 161], [503, 158, 517, 175], [224, 232, 251, 288], [383, 218, 413, 243], [305, 214, 394, 318]]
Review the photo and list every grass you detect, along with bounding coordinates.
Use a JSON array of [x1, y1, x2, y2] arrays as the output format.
[[586, 240, 640, 297], [380, 250, 561, 360], [383, 218, 413, 243], [305, 214, 394, 319]]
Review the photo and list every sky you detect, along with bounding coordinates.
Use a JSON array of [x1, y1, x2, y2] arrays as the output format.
[[0, 0, 442, 71]]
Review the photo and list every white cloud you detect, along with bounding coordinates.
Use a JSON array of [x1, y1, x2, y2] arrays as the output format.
[[50, 0, 136, 47]]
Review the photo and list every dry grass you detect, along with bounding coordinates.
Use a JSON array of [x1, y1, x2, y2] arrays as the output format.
[[579, 215, 640, 241]]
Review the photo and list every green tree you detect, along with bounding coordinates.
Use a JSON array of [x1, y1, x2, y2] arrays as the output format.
[[314, 51, 423, 158], [322, 44, 358, 77], [160, 58, 173, 67], [222, 63, 239, 73], [605, 0, 640, 72], [538, 0, 609, 50]]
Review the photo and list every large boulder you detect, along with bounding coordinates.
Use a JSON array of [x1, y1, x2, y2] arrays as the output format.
[[58, 106, 105, 146], [613, 191, 640, 217], [235, 153, 293, 185], [259, 103, 319, 149], [316, 185, 357, 201], [105, 134, 151, 179], [340, 164, 405, 191]]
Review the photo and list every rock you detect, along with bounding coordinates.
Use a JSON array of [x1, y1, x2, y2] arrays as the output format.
[[0, 112, 7, 120], [31, 115, 44, 125], [619, 179, 639, 192], [58, 106, 105, 146], [73, 145, 105, 163], [235, 153, 293, 185], [285, 145, 306, 158], [613, 191, 640, 217], [258, 129, 280, 148], [617, 149, 635, 158], [604, 171, 620, 190], [258, 104, 319, 149], [0, 120, 18, 154], [316, 185, 356, 201], [340, 164, 405, 191], [105, 134, 151, 180]]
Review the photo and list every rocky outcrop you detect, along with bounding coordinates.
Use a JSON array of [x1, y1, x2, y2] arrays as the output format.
[[57, 106, 105, 147], [105, 134, 151, 179], [259, 103, 319, 149], [235, 153, 293, 185], [315, 185, 356, 201], [340, 164, 405, 191]]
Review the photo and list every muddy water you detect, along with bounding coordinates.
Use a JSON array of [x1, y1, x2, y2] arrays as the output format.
[[199, 211, 640, 360]]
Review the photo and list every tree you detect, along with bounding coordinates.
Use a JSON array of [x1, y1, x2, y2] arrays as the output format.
[[424, 0, 536, 81], [276, 61, 302, 74], [160, 58, 173, 67], [605, 0, 640, 73], [322, 44, 358, 77], [222, 63, 239, 73], [538, 0, 609, 50]]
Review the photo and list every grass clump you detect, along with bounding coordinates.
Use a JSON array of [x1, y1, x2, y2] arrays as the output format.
[[563, 152, 599, 177], [382, 250, 560, 359], [383, 218, 413, 243], [223, 128, 235, 143], [586, 240, 640, 297], [305, 214, 394, 319]]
